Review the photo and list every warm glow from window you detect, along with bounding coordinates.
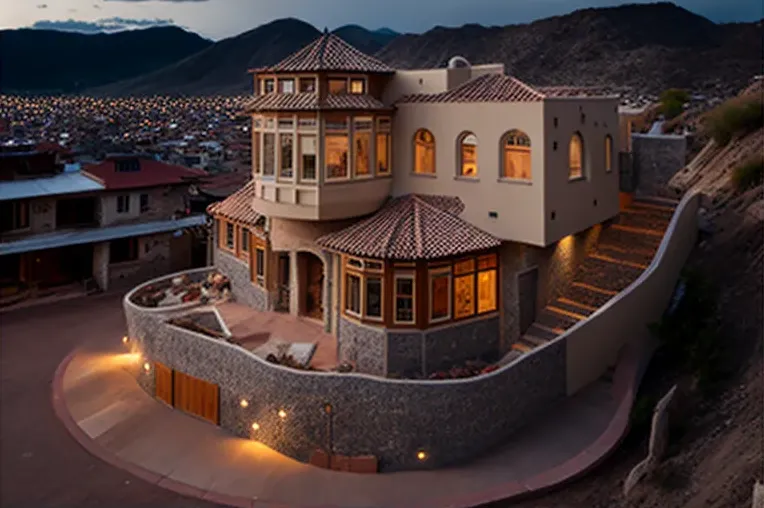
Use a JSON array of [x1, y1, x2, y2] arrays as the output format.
[[263, 133, 275, 176], [354, 131, 371, 176], [429, 269, 451, 321], [454, 275, 475, 319], [569, 133, 583, 179], [459, 132, 478, 177], [349, 79, 365, 94], [502, 130, 531, 180], [477, 270, 497, 313], [605, 135, 613, 172], [376, 133, 390, 175], [414, 129, 435, 174], [325, 134, 348, 179]]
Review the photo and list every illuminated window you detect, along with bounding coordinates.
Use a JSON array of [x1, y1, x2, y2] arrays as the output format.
[[453, 275, 475, 319], [328, 78, 347, 94], [414, 129, 435, 174], [346, 273, 361, 314], [225, 222, 234, 250], [501, 130, 531, 180], [279, 133, 293, 178], [376, 133, 390, 175], [354, 119, 371, 177], [569, 133, 584, 180], [365, 276, 382, 318], [605, 135, 613, 172], [349, 78, 365, 94], [278, 79, 295, 94], [394, 274, 415, 323], [252, 131, 260, 174], [299, 77, 316, 93], [255, 248, 265, 286], [325, 135, 348, 179], [300, 135, 316, 180], [429, 268, 451, 322], [477, 270, 497, 314], [458, 132, 478, 177], [263, 133, 275, 176]]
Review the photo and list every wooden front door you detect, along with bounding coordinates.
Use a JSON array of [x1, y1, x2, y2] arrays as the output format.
[[305, 255, 323, 320], [172, 370, 219, 425], [155, 362, 173, 406]]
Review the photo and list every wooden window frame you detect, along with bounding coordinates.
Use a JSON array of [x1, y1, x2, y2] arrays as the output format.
[[457, 131, 479, 178], [428, 267, 452, 324], [342, 256, 385, 322], [262, 132, 276, 177], [393, 271, 416, 325], [349, 78, 366, 95], [345, 272, 362, 317], [500, 130, 532, 181], [223, 221, 235, 252], [278, 78, 295, 94], [238, 227, 250, 261], [299, 77, 316, 93], [299, 133, 317, 181], [376, 117, 392, 176], [279, 132, 294, 179], [328, 77, 349, 95], [254, 247, 265, 287]]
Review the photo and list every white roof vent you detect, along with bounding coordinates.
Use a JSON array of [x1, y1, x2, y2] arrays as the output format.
[[448, 56, 471, 69]]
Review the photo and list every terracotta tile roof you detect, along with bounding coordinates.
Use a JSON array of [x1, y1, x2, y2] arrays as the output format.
[[83, 157, 206, 191], [397, 73, 545, 104], [243, 92, 390, 112], [315, 194, 499, 260], [263, 32, 394, 73], [206, 180, 264, 231], [535, 86, 618, 98]]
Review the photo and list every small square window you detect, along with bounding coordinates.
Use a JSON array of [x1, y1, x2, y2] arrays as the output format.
[[225, 222, 234, 250], [263, 79, 275, 94], [299, 78, 316, 93], [349, 79, 365, 94], [241, 228, 250, 252], [328, 79, 347, 95], [279, 79, 295, 94]]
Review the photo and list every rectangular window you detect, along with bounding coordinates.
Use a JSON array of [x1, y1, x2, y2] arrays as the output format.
[[0, 200, 29, 231], [262, 78, 275, 94], [139, 193, 149, 212], [241, 228, 250, 253], [225, 222, 234, 250], [345, 273, 361, 315], [349, 78, 365, 94], [376, 133, 390, 175], [109, 237, 138, 264], [354, 130, 371, 177], [278, 117, 294, 129], [429, 269, 451, 322], [278, 79, 295, 94], [454, 275, 475, 319], [328, 78, 347, 95], [298, 117, 317, 130], [262, 133, 275, 176], [325, 134, 348, 179], [454, 258, 476, 276], [394, 274, 415, 324], [299, 77, 316, 93], [116, 195, 130, 214], [477, 269, 497, 314], [252, 131, 260, 174], [300, 135, 317, 180], [365, 276, 382, 319], [255, 248, 265, 286], [280, 133, 294, 178]]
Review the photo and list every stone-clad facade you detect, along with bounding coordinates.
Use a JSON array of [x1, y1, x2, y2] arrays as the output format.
[[213, 247, 268, 311], [124, 270, 567, 472]]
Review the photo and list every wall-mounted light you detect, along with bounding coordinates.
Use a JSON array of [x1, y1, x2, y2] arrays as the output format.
[[143, 362, 151, 373], [324, 403, 332, 414], [240, 399, 249, 408], [278, 409, 287, 419], [122, 336, 129, 344], [251, 422, 260, 431], [417, 450, 427, 461]]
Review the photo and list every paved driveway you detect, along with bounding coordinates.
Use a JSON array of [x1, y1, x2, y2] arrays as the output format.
[[0, 293, 224, 508]]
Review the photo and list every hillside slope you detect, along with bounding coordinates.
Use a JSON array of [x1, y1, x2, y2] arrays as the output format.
[[378, 3, 762, 99], [0, 27, 212, 94]]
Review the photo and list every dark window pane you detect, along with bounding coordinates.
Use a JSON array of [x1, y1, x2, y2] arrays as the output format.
[[365, 277, 382, 317]]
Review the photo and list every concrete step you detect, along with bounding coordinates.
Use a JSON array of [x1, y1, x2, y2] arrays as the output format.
[[537, 307, 581, 331], [574, 256, 645, 293], [552, 298, 595, 317], [595, 243, 656, 267], [616, 210, 671, 233], [524, 323, 560, 342], [565, 282, 616, 308], [588, 252, 649, 271], [598, 225, 664, 253], [521, 334, 548, 347]]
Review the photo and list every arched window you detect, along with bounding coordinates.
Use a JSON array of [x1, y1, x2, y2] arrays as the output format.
[[569, 132, 584, 180], [458, 132, 478, 177], [604, 135, 613, 172], [501, 130, 532, 180], [413, 129, 435, 174]]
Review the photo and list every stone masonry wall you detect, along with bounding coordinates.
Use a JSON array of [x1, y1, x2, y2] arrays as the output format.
[[632, 134, 687, 198], [213, 247, 268, 311], [124, 277, 567, 472]]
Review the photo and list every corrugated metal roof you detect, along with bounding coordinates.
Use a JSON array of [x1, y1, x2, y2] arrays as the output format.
[[0, 171, 105, 201], [0, 215, 207, 256]]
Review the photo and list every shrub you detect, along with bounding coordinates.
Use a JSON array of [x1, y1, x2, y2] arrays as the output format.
[[731, 157, 764, 192], [659, 89, 690, 120], [706, 97, 764, 146]]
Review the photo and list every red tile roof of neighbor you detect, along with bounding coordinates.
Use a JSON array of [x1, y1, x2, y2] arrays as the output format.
[[256, 32, 394, 74], [316, 194, 501, 260], [206, 180, 264, 234], [83, 158, 207, 190], [243, 92, 390, 113], [397, 74, 619, 104]]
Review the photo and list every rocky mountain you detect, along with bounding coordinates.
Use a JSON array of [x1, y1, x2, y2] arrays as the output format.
[[377, 3, 762, 100], [332, 25, 399, 55], [0, 27, 212, 94]]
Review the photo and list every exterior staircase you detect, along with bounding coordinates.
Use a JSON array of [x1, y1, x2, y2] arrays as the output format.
[[508, 197, 678, 357]]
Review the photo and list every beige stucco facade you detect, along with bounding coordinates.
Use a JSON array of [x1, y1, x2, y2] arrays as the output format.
[[100, 186, 189, 227]]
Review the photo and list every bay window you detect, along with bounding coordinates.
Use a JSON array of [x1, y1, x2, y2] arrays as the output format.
[[343, 256, 384, 321]]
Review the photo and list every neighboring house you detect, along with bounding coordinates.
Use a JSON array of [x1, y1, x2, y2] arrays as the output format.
[[0, 149, 209, 299], [207, 32, 625, 376]]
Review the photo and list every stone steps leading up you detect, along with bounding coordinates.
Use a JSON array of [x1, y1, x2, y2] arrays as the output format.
[[573, 256, 646, 293], [565, 282, 616, 308], [595, 243, 657, 267], [615, 210, 671, 233]]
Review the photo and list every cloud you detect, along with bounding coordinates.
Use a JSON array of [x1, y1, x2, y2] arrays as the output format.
[[36, 4, 47, 8], [31, 17, 176, 34]]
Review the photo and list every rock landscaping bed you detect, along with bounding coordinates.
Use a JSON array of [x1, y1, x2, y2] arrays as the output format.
[[130, 271, 231, 308]]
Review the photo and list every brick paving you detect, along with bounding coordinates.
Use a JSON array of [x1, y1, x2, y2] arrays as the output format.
[[0, 293, 225, 508], [512, 197, 677, 354]]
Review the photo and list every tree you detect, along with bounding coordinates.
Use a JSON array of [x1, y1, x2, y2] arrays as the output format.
[[659, 88, 690, 120]]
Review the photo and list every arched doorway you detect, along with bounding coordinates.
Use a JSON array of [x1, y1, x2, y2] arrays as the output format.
[[297, 251, 324, 321]]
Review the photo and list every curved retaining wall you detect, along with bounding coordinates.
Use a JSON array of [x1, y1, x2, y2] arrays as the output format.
[[124, 270, 566, 472]]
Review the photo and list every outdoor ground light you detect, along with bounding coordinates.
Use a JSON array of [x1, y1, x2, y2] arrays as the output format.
[[240, 399, 249, 408], [122, 336, 129, 344], [278, 409, 287, 419], [143, 362, 151, 373], [417, 450, 427, 461], [251, 422, 260, 431]]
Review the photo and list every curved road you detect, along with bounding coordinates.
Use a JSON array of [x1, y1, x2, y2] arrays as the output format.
[[0, 293, 224, 508]]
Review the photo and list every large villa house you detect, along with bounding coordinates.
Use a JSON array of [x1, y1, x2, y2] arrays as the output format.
[[207, 31, 626, 378]]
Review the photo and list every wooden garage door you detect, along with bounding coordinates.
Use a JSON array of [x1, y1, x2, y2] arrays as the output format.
[[172, 370, 219, 425], [155, 362, 173, 406]]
